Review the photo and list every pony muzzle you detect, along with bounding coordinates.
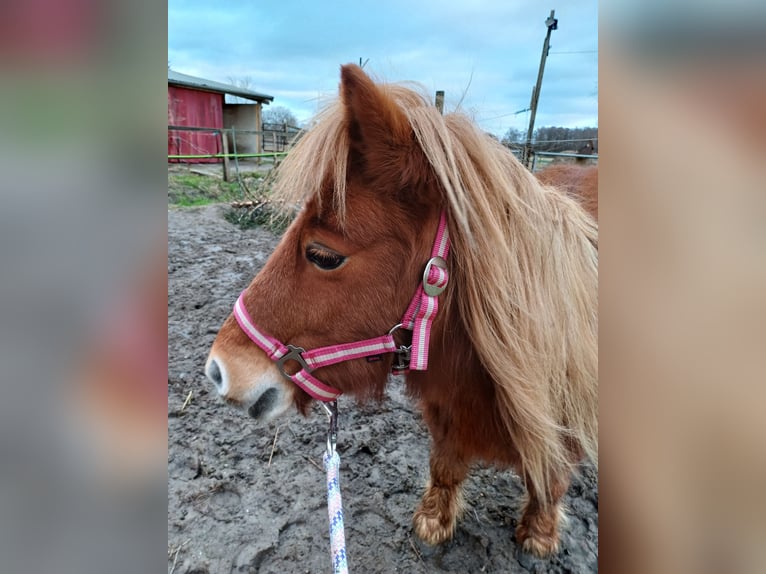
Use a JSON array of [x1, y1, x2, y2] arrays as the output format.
[[204, 349, 293, 423]]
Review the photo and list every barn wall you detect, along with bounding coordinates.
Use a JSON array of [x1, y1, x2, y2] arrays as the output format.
[[167, 86, 224, 163], [222, 103, 262, 155]]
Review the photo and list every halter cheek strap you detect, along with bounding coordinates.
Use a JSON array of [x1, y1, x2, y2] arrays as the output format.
[[232, 210, 451, 402], [399, 209, 450, 370]]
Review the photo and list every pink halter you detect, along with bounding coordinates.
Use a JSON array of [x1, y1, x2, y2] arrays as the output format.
[[233, 211, 451, 402]]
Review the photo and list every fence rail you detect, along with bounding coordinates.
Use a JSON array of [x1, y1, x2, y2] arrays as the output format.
[[530, 151, 598, 171], [168, 125, 301, 181], [508, 148, 598, 171], [168, 124, 596, 180]]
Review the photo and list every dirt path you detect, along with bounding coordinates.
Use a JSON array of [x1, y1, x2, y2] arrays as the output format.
[[168, 204, 598, 573]]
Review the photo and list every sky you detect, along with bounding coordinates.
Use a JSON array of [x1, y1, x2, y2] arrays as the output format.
[[168, 1, 598, 139]]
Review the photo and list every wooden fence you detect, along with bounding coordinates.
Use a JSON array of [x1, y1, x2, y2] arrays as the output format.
[[261, 122, 302, 153], [169, 124, 595, 180], [167, 125, 294, 181]]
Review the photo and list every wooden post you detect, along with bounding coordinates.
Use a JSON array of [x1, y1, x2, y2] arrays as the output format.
[[221, 129, 231, 182], [255, 103, 263, 165], [435, 90, 445, 115]]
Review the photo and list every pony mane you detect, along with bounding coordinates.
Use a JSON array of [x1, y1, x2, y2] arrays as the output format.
[[273, 80, 598, 503]]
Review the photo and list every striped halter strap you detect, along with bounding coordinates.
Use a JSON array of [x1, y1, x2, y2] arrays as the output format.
[[233, 210, 451, 402]]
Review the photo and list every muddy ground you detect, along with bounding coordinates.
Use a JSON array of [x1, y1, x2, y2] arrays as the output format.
[[168, 203, 598, 573]]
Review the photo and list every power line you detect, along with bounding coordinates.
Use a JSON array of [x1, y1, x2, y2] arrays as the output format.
[[480, 109, 529, 122], [520, 137, 598, 144]]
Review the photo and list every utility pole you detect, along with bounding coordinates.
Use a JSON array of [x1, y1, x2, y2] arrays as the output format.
[[523, 10, 558, 168]]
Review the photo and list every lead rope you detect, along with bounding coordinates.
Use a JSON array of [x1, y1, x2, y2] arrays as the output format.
[[322, 402, 348, 574]]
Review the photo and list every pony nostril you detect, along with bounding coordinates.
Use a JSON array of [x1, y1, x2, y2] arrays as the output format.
[[206, 359, 223, 388]]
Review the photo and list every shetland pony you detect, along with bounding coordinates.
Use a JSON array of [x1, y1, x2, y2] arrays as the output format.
[[536, 163, 599, 220], [576, 140, 596, 162], [206, 65, 598, 557]]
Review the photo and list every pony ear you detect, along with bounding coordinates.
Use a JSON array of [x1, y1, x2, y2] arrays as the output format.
[[339, 64, 413, 166]]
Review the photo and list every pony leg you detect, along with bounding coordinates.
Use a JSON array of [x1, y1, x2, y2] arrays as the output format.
[[412, 447, 468, 545], [515, 472, 571, 557]]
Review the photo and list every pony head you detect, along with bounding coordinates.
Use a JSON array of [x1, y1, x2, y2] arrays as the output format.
[[205, 65, 442, 421]]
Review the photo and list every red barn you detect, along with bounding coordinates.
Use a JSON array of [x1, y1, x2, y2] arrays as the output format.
[[168, 71, 273, 163]]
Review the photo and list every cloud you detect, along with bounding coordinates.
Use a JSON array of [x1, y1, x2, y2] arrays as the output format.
[[169, 1, 598, 135]]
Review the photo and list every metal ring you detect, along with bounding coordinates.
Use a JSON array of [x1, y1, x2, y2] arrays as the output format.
[[388, 323, 403, 336], [275, 345, 311, 379]]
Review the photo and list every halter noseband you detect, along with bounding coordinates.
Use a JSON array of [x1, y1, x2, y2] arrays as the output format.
[[233, 210, 451, 402]]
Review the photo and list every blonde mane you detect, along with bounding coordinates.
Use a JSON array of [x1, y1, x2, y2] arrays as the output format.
[[273, 82, 598, 504]]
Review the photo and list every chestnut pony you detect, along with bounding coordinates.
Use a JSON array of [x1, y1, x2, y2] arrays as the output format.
[[536, 163, 599, 221], [206, 65, 598, 557]]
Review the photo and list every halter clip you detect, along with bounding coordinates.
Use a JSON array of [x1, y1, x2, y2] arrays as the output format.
[[387, 323, 412, 371], [322, 401, 338, 455]]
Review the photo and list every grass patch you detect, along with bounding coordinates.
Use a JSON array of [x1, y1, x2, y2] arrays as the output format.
[[168, 172, 263, 206], [168, 168, 294, 234], [174, 195, 218, 207]]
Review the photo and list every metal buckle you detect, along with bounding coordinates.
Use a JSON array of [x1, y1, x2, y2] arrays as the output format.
[[422, 256, 448, 296], [276, 345, 312, 379]]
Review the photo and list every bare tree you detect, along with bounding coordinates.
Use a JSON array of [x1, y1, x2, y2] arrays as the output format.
[[262, 106, 299, 128], [226, 76, 255, 104], [532, 126, 598, 152], [502, 127, 524, 147]]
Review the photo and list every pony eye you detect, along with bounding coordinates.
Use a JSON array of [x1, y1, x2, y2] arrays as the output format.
[[306, 245, 346, 270]]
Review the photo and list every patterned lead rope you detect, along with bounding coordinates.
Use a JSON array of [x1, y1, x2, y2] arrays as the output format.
[[324, 450, 348, 574]]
